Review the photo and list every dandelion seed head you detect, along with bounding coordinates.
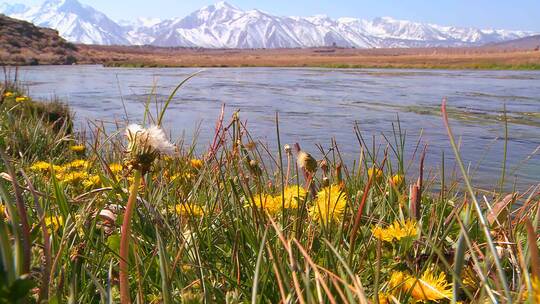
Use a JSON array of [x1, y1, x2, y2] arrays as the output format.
[[297, 151, 317, 173], [284, 144, 291, 154], [125, 124, 176, 173]]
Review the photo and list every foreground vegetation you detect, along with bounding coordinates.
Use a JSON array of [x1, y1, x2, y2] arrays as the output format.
[[0, 79, 539, 304]]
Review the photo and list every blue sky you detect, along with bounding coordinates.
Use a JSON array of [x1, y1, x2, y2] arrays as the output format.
[[6, 0, 540, 31]]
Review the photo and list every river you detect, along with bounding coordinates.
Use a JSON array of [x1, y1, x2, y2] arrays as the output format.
[[14, 65, 540, 190]]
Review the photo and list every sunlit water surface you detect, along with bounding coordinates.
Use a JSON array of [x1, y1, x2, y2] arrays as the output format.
[[15, 65, 540, 190]]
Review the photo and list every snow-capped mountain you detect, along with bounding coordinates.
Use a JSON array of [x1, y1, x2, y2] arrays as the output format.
[[1, 0, 534, 48], [4, 0, 128, 44]]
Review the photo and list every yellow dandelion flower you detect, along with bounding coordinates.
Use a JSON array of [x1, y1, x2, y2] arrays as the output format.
[[282, 185, 307, 209], [372, 219, 418, 242], [309, 185, 348, 224], [252, 185, 306, 216], [64, 159, 89, 170], [397, 219, 418, 239], [372, 225, 395, 242], [82, 175, 101, 188], [45, 216, 63, 232], [0, 204, 5, 217], [367, 167, 383, 180], [190, 159, 203, 170], [375, 292, 392, 304], [391, 174, 404, 186], [253, 194, 281, 215], [173, 204, 204, 217], [60, 171, 88, 184], [3, 91, 14, 97], [15, 95, 30, 103], [108, 163, 123, 174], [404, 268, 453, 302], [69, 145, 86, 153], [389, 271, 408, 291], [30, 161, 53, 172]]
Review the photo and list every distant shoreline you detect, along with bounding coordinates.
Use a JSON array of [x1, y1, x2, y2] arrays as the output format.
[[3, 44, 540, 70], [76, 45, 540, 70]]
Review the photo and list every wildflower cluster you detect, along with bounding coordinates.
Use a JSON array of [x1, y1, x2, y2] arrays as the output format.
[[3, 90, 536, 304], [3, 91, 30, 103], [29, 159, 124, 190]]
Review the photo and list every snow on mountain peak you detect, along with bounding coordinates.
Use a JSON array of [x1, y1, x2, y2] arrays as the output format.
[[213, 1, 239, 10], [5, 0, 129, 44], [0, 0, 534, 48]]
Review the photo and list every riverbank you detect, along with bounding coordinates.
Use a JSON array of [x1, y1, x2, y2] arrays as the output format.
[[0, 83, 539, 303], [77, 45, 540, 70]]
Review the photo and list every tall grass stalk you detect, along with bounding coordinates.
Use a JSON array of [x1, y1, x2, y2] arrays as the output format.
[[442, 98, 512, 301], [119, 170, 142, 304]]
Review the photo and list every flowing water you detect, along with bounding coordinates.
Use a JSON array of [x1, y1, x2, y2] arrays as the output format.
[[14, 65, 540, 190]]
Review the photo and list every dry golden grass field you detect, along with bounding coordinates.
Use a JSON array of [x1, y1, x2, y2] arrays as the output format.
[[77, 44, 540, 69]]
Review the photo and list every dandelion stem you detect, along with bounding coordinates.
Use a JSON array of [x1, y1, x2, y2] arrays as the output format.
[[119, 169, 142, 304]]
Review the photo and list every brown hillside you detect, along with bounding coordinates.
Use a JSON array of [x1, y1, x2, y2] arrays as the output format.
[[0, 14, 78, 65]]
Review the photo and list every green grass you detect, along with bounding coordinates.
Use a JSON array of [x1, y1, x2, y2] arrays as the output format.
[[104, 61, 540, 70], [320, 63, 540, 70], [0, 80, 539, 304]]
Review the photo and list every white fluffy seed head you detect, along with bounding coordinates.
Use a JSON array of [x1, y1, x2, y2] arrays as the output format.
[[126, 124, 175, 156], [145, 125, 176, 155], [125, 124, 176, 172]]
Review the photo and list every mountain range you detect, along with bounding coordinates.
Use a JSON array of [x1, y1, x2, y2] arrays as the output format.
[[1, 0, 535, 48]]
